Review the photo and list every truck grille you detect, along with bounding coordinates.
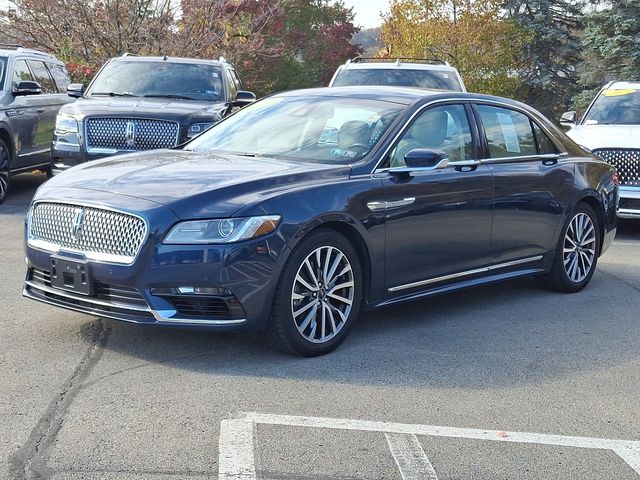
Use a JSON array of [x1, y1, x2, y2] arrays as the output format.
[[593, 148, 640, 187], [85, 117, 179, 152], [28, 202, 147, 264]]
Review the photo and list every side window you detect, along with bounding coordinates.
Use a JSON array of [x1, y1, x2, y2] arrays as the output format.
[[388, 104, 473, 168], [532, 122, 558, 154], [47, 63, 71, 93], [12, 59, 34, 89], [26, 60, 56, 94], [225, 69, 237, 100], [477, 105, 536, 158], [229, 68, 243, 90]]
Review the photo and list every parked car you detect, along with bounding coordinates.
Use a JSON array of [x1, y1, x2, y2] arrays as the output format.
[[329, 57, 466, 92], [24, 86, 617, 356], [0, 45, 73, 203], [561, 81, 640, 219], [52, 54, 256, 172]]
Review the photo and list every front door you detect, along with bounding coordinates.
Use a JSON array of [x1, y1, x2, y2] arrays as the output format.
[[378, 103, 494, 298]]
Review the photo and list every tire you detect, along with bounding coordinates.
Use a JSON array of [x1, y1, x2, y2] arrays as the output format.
[[0, 139, 10, 205], [269, 229, 363, 356], [536, 203, 600, 293], [44, 163, 53, 178]]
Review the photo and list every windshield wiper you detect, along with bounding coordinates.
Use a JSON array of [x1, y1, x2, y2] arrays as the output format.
[[143, 94, 198, 100], [91, 91, 138, 97]]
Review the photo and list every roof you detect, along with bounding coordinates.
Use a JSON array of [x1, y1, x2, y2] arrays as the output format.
[[607, 81, 640, 90], [274, 85, 530, 110], [111, 55, 228, 66], [0, 46, 62, 62]]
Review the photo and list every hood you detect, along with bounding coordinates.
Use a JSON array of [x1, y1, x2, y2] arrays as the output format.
[[60, 96, 227, 123], [40, 150, 350, 219], [566, 124, 640, 150]]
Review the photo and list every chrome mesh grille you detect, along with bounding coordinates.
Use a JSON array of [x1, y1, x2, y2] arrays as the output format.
[[593, 148, 640, 187], [29, 203, 147, 263], [85, 117, 179, 152]]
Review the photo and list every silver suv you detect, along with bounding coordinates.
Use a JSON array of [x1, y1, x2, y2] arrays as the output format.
[[0, 45, 73, 203], [329, 57, 466, 92], [561, 81, 640, 219]]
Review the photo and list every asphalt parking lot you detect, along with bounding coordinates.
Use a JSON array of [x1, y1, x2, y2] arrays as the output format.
[[1, 173, 639, 480]]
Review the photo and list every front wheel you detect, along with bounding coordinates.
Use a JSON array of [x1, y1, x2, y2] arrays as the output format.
[[0, 139, 11, 204], [536, 204, 600, 293], [269, 230, 362, 356]]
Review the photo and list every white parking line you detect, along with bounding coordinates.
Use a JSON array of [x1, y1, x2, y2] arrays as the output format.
[[385, 432, 439, 480], [218, 413, 640, 479]]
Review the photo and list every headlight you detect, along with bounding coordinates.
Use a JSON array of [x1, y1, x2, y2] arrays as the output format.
[[163, 215, 281, 244], [55, 114, 79, 135], [186, 122, 214, 139]]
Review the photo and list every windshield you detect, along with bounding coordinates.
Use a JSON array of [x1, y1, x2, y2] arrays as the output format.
[[186, 95, 406, 164], [0, 57, 6, 89], [87, 60, 224, 101], [583, 87, 640, 125], [333, 68, 463, 91]]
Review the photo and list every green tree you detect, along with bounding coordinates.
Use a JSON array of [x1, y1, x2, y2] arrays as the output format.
[[503, 0, 584, 119], [579, 0, 640, 86]]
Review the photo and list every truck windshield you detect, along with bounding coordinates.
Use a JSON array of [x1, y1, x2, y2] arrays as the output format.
[[87, 61, 224, 102], [583, 87, 640, 125], [333, 68, 463, 91]]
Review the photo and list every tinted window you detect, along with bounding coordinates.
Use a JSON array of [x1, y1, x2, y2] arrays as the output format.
[[333, 68, 463, 91], [0, 57, 6, 89], [87, 61, 224, 102], [388, 104, 472, 167], [583, 87, 640, 125], [477, 105, 536, 158], [12, 59, 34, 89], [187, 96, 405, 164], [27, 60, 56, 94], [532, 122, 558, 154], [47, 63, 70, 92]]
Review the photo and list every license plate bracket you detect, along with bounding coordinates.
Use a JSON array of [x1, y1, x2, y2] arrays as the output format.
[[49, 256, 93, 296]]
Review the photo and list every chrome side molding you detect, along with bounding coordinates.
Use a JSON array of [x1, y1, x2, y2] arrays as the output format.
[[367, 197, 416, 212]]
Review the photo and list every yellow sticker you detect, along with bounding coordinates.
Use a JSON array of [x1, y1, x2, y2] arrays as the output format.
[[603, 89, 638, 97]]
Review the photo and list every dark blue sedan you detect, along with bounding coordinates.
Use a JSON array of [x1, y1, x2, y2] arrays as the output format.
[[23, 87, 618, 356]]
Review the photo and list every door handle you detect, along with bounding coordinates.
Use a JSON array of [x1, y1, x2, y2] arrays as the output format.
[[540, 153, 560, 166], [36, 108, 45, 113], [5, 109, 24, 117]]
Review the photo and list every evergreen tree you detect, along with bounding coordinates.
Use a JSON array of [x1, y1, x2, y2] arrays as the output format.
[[504, 0, 584, 118]]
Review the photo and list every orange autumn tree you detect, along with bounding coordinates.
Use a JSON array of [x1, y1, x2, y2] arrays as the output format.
[[381, 0, 531, 97]]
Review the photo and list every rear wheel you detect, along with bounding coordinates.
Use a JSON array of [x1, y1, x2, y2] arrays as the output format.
[[269, 230, 362, 356], [0, 139, 10, 204], [536, 203, 600, 293]]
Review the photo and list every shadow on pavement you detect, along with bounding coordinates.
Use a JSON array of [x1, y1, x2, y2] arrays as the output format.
[[0, 172, 49, 216]]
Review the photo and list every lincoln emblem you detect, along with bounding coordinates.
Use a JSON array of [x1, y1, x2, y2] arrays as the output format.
[[71, 208, 85, 242], [125, 120, 136, 147]]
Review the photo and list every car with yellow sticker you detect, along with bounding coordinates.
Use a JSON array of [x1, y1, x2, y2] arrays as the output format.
[[560, 81, 640, 219]]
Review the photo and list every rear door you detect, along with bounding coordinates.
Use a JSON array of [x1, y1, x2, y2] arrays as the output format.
[[7, 58, 40, 168], [473, 102, 573, 264]]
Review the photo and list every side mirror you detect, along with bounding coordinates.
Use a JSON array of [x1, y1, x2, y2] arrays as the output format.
[[560, 111, 577, 127], [390, 148, 449, 175], [67, 83, 85, 98], [233, 90, 256, 108], [13, 81, 42, 96]]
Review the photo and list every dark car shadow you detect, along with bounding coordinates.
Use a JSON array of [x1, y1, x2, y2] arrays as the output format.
[[84, 265, 640, 390], [0, 172, 49, 216]]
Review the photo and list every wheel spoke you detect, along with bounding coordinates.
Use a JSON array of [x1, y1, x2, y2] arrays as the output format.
[[293, 299, 316, 319], [328, 292, 352, 306], [325, 303, 337, 333], [295, 273, 317, 293], [329, 281, 354, 294], [325, 251, 344, 284], [322, 247, 333, 283], [298, 302, 318, 332], [303, 259, 319, 288]]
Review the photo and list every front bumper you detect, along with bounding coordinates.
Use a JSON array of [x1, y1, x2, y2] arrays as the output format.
[[24, 233, 288, 331], [618, 188, 640, 219], [51, 140, 107, 173]]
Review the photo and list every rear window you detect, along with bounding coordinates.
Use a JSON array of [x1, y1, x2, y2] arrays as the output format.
[[583, 87, 640, 125], [332, 68, 463, 91]]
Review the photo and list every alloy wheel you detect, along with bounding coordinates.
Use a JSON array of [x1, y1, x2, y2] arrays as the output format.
[[0, 143, 9, 202], [291, 245, 355, 343], [563, 212, 596, 283]]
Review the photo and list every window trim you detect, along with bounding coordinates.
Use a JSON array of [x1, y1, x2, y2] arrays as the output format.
[[471, 101, 565, 162], [26, 58, 57, 94], [373, 99, 479, 173], [11, 57, 36, 91]]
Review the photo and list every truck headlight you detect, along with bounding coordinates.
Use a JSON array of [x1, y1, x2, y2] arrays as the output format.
[[186, 122, 214, 139], [54, 114, 79, 135], [163, 215, 281, 244]]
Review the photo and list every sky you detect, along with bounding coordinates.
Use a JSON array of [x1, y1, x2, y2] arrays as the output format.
[[342, 0, 390, 29]]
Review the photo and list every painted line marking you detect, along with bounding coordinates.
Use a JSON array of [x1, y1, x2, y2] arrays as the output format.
[[218, 419, 257, 480], [385, 432, 439, 480], [218, 413, 640, 479]]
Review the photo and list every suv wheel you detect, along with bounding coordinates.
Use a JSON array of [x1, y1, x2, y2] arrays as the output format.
[[0, 139, 10, 204]]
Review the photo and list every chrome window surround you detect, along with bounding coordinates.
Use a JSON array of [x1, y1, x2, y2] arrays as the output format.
[[27, 200, 149, 265], [84, 117, 180, 154], [371, 98, 567, 174]]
